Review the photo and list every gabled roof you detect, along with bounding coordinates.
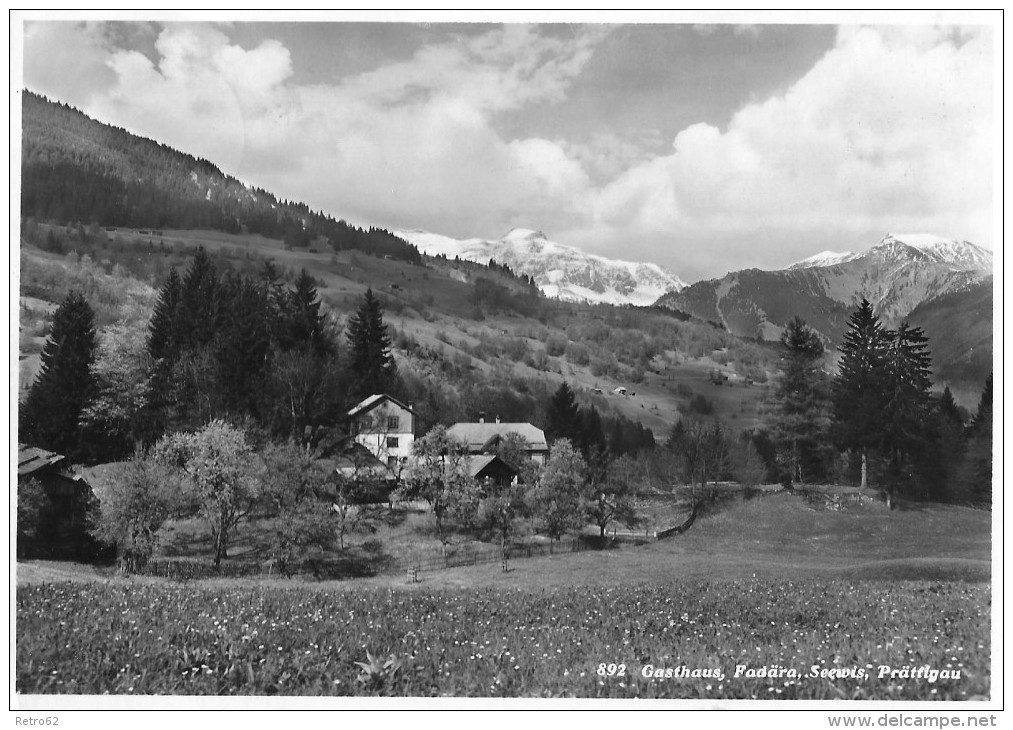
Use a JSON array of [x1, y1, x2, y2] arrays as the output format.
[[446, 423, 548, 452], [17, 444, 67, 477], [465, 454, 517, 479], [331, 443, 393, 480], [347, 393, 414, 419], [79, 461, 132, 503]]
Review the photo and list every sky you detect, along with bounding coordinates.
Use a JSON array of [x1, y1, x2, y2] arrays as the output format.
[[17, 13, 997, 282]]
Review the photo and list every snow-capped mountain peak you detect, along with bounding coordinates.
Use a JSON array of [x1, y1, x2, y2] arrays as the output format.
[[503, 228, 546, 241], [395, 228, 686, 306], [788, 250, 857, 269], [788, 234, 992, 274], [878, 233, 993, 272]]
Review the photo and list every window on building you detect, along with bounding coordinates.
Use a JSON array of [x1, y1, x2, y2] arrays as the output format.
[[386, 437, 399, 449], [387, 416, 400, 431], [388, 456, 397, 469]]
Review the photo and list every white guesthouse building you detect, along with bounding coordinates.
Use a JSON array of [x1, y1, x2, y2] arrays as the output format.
[[446, 415, 549, 465], [347, 394, 415, 470]]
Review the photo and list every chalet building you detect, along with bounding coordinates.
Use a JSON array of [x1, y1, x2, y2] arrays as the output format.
[[347, 394, 415, 471], [446, 416, 549, 465], [17, 444, 103, 560]]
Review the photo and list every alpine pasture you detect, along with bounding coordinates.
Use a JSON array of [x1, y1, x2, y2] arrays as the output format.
[[16, 493, 992, 699]]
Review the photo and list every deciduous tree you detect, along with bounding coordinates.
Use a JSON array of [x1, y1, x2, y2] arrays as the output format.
[[395, 426, 478, 555], [580, 452, 639, 539], [669, 418, 729, 504], [16, 478, 51, 559], [260, 443, 335, 573], [529, 438, 585, 547], [154, 420, 260, 566], [88, 450, 184, 572], [80, 320, 155, 461]]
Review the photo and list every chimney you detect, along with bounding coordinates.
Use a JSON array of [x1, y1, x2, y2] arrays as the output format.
[[479, 412, 486, 424]]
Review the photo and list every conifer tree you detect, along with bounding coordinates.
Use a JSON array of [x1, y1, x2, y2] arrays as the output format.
[[214, 272, 271, 416], [147, 268, 181, 362], [259, 259, 288, 341], [546, 382, 580, 443], [769, 316, 832, 485], [921, 386, 966, 501], [968, 374, 992, 437], [879, 322, 934, 503], [285, 269, 330, 355], [20, 291, 97, 457], [577, 405, 607, 457], [172, 246, 218, 353], [832, 299, 889, 488], [957, 374, 992, 503], [346, 288, 397, 400]]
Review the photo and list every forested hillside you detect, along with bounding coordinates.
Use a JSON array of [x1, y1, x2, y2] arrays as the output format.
[[20, 91, 421, 262], [906, 277, 993, 403]]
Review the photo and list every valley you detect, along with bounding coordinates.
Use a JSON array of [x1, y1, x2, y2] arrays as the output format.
[[14, 73, 995, 706], [18, 222, 776, 436]]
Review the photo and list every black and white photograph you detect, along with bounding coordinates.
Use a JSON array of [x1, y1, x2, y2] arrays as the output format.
[[10, 9, 1000, 718]]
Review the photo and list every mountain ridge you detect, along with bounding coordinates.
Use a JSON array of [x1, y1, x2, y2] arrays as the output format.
[[396, 227, 687, 307], [655, 233, 992, 393], [20, 90, 422, 263]]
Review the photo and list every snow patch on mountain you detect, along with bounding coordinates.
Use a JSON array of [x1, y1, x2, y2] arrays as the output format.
[[396, 227, 687, 306], [656, 231, 992, 343], [881, 233, 993, 272], [788, 250, 857, 269], [789, 234, 992, 275]]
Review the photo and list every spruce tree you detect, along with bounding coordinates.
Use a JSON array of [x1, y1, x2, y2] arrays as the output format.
[[285, 269, 330, 355], [546, 382, 580, 443], [832, 299, 889, 488], [968, 374, 993, 436], [147, 268, 181, 362], [922, 386, 966, 501], [214, 272, 270, 417], [879, 322, 934, 502], [957, 374, 992, 503], [769, 316, 833, 485], [20, 291, 97, 457], [172, 247, 218, 354], [346, 288, 397, 400]]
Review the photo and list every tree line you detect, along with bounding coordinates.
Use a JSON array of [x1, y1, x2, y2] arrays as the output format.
[[19, 248, 400, 464], [663, 301, 992, 506], [22, 91, 422, 263]]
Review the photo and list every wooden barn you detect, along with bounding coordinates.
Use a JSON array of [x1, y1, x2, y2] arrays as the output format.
[[17, 444, 105, 560]]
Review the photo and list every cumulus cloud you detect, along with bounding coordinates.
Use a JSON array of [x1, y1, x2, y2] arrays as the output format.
[[569, 24, 994, 278], [22, 22, 603, 237], [21, 22, 993, 281]]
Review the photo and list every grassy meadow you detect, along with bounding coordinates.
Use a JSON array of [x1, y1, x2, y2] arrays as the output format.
[[16, 494, 992, 699]]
